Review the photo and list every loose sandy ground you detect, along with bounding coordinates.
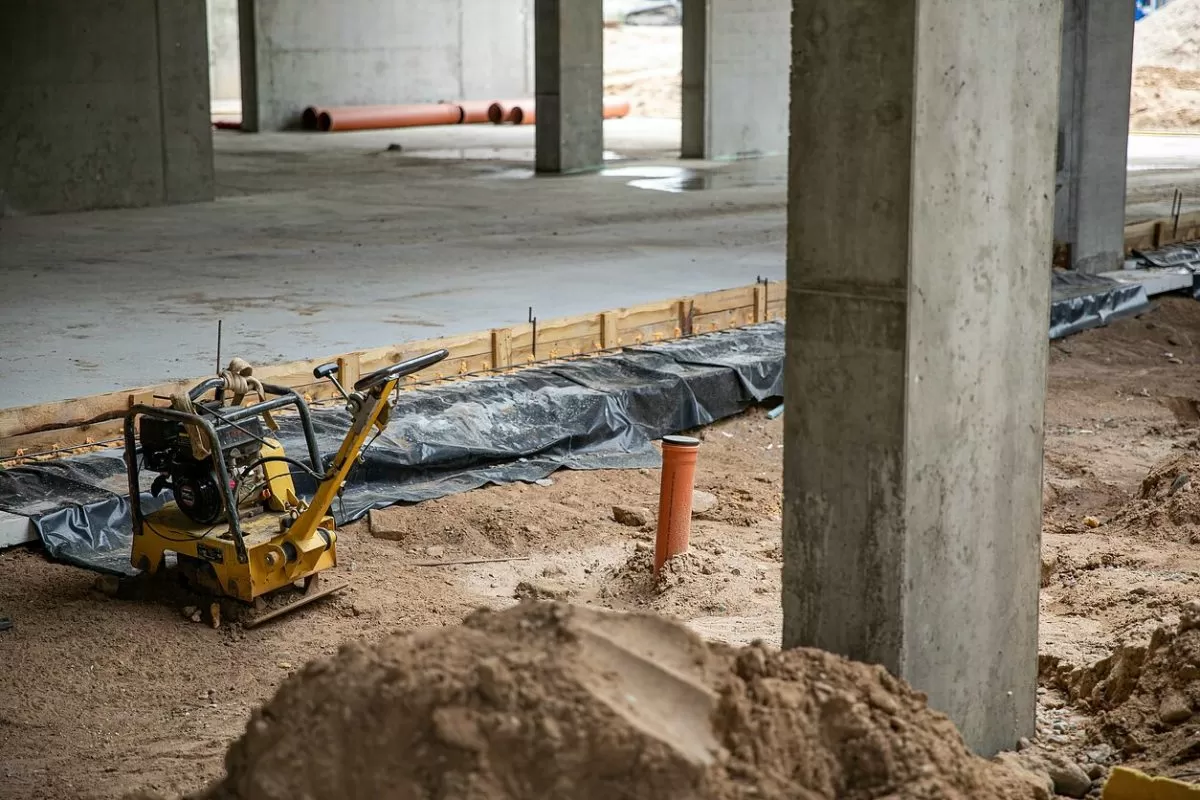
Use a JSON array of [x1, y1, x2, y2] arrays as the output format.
[[6, 298, 1200, 797]]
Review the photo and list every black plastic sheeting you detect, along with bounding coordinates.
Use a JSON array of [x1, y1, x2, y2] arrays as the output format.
[[1049, 270, 1150, 340], [0, 323, 785, 576]]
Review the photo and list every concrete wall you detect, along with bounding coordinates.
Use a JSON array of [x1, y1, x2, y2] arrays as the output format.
[[207, 0, 241, 103], [682, 0, 790, 159], [0, 0, 215, 215], [1054, 0, 1134, 272], [241, 0, 535, 131]]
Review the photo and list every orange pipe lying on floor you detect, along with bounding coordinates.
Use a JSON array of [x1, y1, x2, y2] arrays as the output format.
[[486, 99, 532, 124], [306, 103, 465, 132], [490, 97, 633, 126], [300, 96, 631, 132], [457, 101, 497, 124], [654, 435, 700, 575]]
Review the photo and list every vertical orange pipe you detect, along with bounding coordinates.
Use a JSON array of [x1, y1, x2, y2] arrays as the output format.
[[655, 435, 700, 574]]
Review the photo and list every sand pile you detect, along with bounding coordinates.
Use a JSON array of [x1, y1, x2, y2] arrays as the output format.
[[1047, 604, 1200, 767], [604, 26, 681, 119], [197, 602, 1044, 800], [1108, 453, 1200, 543], [1131, 0, 1200, 131], [1135, 0, 1200, 71]]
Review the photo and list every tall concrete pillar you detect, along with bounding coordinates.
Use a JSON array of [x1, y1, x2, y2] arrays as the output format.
[[0, 0, 214, 214], [534, 0, 603, 174], [681, 0, 790, 160], [1054, 0, 1135, 273], [783, 0, 1060, 756]]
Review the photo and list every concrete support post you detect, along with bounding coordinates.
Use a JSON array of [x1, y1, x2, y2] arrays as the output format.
[[534, 0, 603, 174], [782, 0, 1061, 757], [680, 0, 790, 160], [680, 0, 708, 159], [157, 0, 216, 205], [1054, 0, 1135, 273], [0, 0, 214, 214]]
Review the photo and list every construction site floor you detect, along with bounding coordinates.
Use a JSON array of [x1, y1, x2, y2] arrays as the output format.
[[5, 297, 1200, 797], [2, 124, 1199, 409], [0, 119, 783, 409]]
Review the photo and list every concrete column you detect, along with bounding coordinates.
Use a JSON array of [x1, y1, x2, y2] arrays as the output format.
[[0, 0, 214, 214], [1054, 0, 1135, 273], [783, 0, 1060, 757], [534, 0, 603, 174], [681, 0, 790, 160]]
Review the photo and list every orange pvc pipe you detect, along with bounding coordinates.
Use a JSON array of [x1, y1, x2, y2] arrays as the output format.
[[492, 97, 634, 126], [314, 103, 464, 132], [654, 435, 700, 574], [457, 100, 498, 124], [603, 97, 632, 119], [487, 99, 530, 124]]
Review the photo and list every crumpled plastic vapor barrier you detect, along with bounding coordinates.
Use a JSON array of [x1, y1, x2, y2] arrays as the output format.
[[0, 324, 785, 575], [1049, 270, 1150, 340]]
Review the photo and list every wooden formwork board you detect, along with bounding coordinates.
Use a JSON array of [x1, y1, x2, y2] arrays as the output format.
[[1125, 211, 1200, 253], [0, 281, 786, 461]]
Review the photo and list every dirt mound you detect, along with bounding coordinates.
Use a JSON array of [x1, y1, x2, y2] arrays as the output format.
[[1135, 0, 1200, 71], [1131, 66, 1200, 131], [198, 603, 1044, 800], [1047, 605, 1200, 768], [605, 26, 681, 119], [1131, 0, 1200, 131], [599, 545, 771, 617], [1108, 453, 1200, 543]]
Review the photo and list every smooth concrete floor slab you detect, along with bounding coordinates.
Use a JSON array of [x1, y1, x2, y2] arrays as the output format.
[[0, 120, 784, 409], [0, 123, 1197, 410], [1126, 133, 1200, 221]]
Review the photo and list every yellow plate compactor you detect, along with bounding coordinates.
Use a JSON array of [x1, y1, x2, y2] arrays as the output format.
[[124, 349, 448, 622]]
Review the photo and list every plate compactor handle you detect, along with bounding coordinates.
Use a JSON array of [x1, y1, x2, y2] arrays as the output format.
[[312, 363, 339, 380], [353, 349, 450, 392]]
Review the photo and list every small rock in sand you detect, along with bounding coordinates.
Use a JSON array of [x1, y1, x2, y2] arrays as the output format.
[[612, 505, 651, 527], [1158, 690, 1193, 724], [534, 478, 554, 487], [425, 545, 445, 559], [692, 490, 718, 517], [1043, 755, 1092, 798], [1083, 515, 1101, 528], [94, 575, 121, 597]]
